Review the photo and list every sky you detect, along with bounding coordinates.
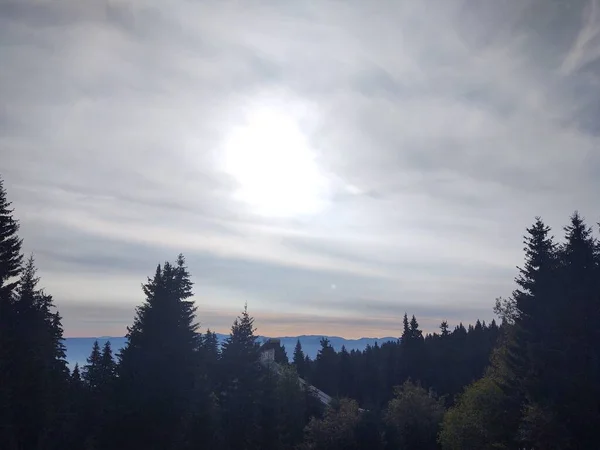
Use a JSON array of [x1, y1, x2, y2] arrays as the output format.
[[2, 0, 599, 339]]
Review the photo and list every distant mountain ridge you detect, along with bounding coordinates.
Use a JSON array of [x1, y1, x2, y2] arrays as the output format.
[[64, 334, 397, 368]]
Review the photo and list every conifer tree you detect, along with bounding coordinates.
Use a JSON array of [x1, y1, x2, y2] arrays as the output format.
[[313, 338, 338, 397], [495, 217, 559, 448], [219, 305, 262, 450], [536, 212, 600, 448], [293, 339, 306, 377], [82, 341, 102, 389], [0, 177, 22, 298], [274, 341, 289, 365], [7, 256, 69, 450], [201, 329, 220, 360], [0, 177, 23, 449], [113, 254, 200, 450], [71, 364, 82, 385], [338, 346, 353, 397], [440, 321, 449, 337], [100, 341, 116, 385], [199, 329, 220, 386]]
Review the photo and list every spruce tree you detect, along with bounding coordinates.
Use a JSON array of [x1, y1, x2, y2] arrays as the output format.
[[440, 321, 449, 337], [497, 217, 559, 448], [219, 305, 262, 450], [114, 254, 200, 450], [401, 314, 425, 383], [542, 212, 600, 447], [82, 341, 102, 389], [338, 346, 353, 398], [0, 177, 22, 297], [0, 177, 23, 449], [313, 338, 338, 397], [7, 256, 69, 450], [71, 364, 82, 385], [293, 339, 306, 377], [100, 341, 116, 385], [199, 329, 220, 388]]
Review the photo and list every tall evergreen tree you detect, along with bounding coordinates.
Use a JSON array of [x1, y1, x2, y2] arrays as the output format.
[[400, 314, 426, 383], [100, 341, 116, 385], [0, 177, 22, 297], [313, 338, 338, 397], [496, 217, 559, 448], [71, 364, 82, 385], [82, 341, 102, 389], [219, 305, 262, 450], [293, 339, 306, 377], [6, 256, 69, 450], [540, 212, 600, 448], [0, 177, 23, 449], [113, 254, 200, 450], [199, 329, 220, 386]]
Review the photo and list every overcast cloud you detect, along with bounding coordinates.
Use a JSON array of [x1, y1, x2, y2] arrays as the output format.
[[2, 0, 599, 338]]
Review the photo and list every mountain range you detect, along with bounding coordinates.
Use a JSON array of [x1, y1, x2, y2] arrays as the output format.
[[64, 334, 397, 368]]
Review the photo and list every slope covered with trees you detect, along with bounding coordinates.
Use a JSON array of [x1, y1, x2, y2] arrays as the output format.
[[1, 175, 599, 449]]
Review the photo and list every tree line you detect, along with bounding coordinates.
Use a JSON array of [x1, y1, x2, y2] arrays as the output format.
[[1, 175, 599, 449]]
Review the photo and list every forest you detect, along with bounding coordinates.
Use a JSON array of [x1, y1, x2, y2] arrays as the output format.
[[1, 174, 599, 450]]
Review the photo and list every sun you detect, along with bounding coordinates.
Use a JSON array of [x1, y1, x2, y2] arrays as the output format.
[[221, 107, 330, 218]]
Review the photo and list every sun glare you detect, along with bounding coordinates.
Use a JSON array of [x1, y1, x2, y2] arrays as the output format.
[[222, 107, 330, 218]]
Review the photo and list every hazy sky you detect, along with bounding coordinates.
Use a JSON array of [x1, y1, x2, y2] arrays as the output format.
[[2, 0, 599, 338]]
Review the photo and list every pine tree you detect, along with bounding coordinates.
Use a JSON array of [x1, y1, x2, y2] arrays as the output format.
[[113, 254, 200, 450], [100, 341, 116, 385], [440, 321, 449, 337], [71, 364, 82, 385], [409, 315, 423, 341], [402, 312, 410, 340], [313, 338, 338, 397], [400, 314, 426, 383], [0, 177, 23, 449], [7, 256, 69, 450], [293, 339, 306, 377], [199, 329, 220, 387], [495, 217, 559, 448], [219, 305, 262, 450], [82, 341, 102, 389], [541, 212, 600, 447], [0, 177, 22, 297], [274, 341, 289, 365], [338, 345, 354, 398], [201, 329, 220, 360]]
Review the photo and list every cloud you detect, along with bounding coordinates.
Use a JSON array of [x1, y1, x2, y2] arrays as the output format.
[[2, 0, 599, 337]]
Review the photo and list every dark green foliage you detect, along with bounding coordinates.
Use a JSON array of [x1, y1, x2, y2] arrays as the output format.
[[0, 177, 23, 449], [300, 398, 365, 450], [113, 254, 202, 450], [439, 376, 511, 450], [71, 363, 82, 385], [293, 339, 306, 377], [275, 366, 308, 449], [82, 341, 103, 389], [312, 338, 339, 397], [219, 305, 262, 450], [384, 380, 444, 450], [0, 177, 23, 297], [3, 256, 69, 450]]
